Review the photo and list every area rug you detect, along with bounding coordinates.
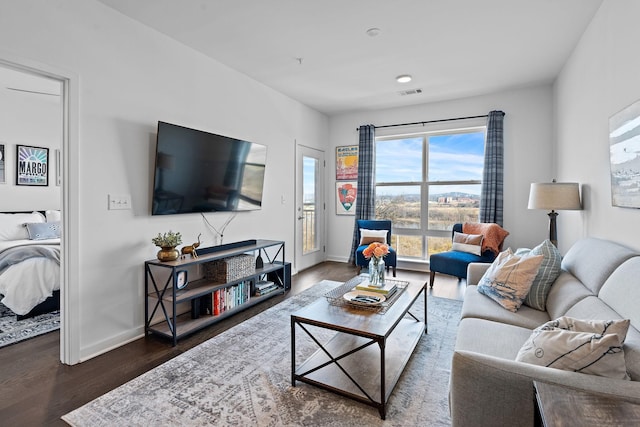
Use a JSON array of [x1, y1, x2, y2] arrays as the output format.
[[0, 302, 60, 348], [62, 280, 462, 427]]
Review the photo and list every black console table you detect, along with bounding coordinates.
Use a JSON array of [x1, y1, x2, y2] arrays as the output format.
[[145, 239, 290, 345]]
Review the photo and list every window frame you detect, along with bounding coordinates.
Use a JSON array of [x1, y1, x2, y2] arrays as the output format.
[[374, 124, 486, 261]]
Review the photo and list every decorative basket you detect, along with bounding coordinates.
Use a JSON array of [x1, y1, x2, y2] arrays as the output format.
[[204, 254, 255, 282]]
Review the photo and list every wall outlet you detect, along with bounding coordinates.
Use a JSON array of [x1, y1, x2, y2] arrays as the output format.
[[108, 194, 132, 210]]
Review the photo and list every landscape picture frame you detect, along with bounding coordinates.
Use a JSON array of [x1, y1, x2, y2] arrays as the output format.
[[609, 99, 640, 208], [336, 181, 357, 215], [16, 144, 49, 186], [336, 145, 358, 180]]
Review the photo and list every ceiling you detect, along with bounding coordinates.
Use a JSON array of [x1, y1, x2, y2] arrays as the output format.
[[97, 2, 604, 114]]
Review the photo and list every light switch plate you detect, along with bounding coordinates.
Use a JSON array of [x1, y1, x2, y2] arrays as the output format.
[[108, 194, 132, 210]]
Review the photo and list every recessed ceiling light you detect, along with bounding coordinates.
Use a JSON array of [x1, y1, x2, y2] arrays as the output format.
[[396, 74, 412, 83], [366, 27, 381, 37]]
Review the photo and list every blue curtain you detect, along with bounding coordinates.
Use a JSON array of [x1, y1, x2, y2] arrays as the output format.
[[348, 124, 376, 264], [480, 110, 506, 226]]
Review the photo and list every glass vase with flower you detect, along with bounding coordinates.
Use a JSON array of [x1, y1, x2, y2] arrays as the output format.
[[362, 241, 390, 288]]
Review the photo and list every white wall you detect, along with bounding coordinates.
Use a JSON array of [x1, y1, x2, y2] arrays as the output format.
[[0, 0, 328, 362], [0, 68, 61, 210], [327, 85, 556, 263], [555, 0, 640, 252]]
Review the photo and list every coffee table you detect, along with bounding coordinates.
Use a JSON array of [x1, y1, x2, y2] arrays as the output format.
[[290, 277, 427, 419]]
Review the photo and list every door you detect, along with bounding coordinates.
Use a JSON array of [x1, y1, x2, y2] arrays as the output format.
[[295, 145, 325, 271]]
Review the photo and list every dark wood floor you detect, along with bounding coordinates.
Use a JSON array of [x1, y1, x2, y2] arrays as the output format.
[[0, 261, 464, 426]]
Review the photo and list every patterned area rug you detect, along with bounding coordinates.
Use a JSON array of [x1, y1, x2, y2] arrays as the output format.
[[62, 280, 462, 427], [0, 302, 60, 348]]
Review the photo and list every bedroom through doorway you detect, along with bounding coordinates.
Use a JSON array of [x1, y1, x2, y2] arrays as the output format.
[[0, 63, 64, 350]]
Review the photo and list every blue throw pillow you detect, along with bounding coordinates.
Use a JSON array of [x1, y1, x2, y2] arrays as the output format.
[[521, 239, 562, 311], [25, 221, 61, 240]]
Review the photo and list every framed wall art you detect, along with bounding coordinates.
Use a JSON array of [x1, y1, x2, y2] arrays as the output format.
[[609, 99, 640, 208], [0, 144, 5, 184], [16, 145, 49, 186], [336, 145, 358, 180], [336, 181, 357, 215]]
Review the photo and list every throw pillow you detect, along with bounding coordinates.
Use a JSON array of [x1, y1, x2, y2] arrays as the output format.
[[516, 317, 630, 380], [477, 248, 544, 312], [522, 240, 562, 311], [45, 209, 61, 222], [359, 229, 388, 246], [25, 221, 61, 240], [452, 231, 483, 256], [0, 211, 45, 241]]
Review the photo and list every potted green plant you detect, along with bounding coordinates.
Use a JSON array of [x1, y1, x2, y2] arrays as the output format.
[[152, 231, 183, 261]]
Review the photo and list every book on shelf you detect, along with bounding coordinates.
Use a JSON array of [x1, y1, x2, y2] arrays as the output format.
[[355, 280, 397, 296], [255, 283, 279, 296]]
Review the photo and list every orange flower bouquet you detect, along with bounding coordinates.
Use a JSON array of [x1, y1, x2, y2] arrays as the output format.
[[362, 241, 390, 261], [362, 242, 389, 287]]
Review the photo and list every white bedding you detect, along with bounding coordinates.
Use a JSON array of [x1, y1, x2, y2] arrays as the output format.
[[0, 239, 61, 315]]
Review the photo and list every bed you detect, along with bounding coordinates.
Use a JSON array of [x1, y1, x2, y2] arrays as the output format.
[[0, 211, 61, 320]]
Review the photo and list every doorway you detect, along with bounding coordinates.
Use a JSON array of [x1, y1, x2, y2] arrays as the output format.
[[0, 60, 68, 360], [295, 145, 325, 271]]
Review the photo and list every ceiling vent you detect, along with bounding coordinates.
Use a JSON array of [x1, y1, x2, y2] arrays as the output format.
[[398, 88, 422, 96]]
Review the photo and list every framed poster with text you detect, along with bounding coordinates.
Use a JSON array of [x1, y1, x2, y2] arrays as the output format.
[[336, 181, 357, 215], [336, 145, 358, 180], [16, 145, 49, 186]]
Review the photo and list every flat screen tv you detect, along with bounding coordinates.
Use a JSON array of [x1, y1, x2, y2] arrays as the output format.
[[151, 121, 267, 215]]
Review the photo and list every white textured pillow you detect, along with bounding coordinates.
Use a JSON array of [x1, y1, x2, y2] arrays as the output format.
[[359, 229, 388, 246], [452, 231, 483, 256], [45, 209, 61, 222], [477, 248, 543, 312], [0, 211, 46, 241], [516, 317, 630, 380]]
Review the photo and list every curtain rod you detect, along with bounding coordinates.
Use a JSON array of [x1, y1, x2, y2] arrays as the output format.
[[356, 114, 488, 132]]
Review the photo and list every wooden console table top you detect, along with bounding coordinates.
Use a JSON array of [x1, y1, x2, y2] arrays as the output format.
[[534, 381, 640, 426]]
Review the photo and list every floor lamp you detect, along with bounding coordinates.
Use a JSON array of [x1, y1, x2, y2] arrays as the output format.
[[527, 181, 582, 247]]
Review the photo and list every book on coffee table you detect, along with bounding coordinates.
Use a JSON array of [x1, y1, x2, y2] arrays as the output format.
[[355, 281, 397, 296]]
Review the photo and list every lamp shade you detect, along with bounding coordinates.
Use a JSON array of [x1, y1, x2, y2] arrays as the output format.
[[528, 182, 582, 211]]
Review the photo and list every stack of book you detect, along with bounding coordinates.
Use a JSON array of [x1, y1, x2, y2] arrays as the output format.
[[255, 280, 279, 296], [212, 280, 251, 316], [355, 280, 397, 296]]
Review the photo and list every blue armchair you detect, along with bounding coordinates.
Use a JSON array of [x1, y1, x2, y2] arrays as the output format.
[[428, 223, 499, 288], [355, 219, 397, 277]]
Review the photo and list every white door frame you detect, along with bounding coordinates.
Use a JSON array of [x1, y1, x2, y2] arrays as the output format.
[[0, 54, 80, 364]]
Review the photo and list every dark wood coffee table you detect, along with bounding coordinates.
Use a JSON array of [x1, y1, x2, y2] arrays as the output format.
[[290, 277, 426, 419]]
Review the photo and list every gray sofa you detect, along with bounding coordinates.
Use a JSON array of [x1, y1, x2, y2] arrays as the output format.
[[449, 237, 640, 427]]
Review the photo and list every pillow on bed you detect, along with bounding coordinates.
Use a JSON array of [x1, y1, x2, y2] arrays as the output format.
[[25, 221, 61, 240], [0, 211, 45, 241], [45, 209, 61, 222]]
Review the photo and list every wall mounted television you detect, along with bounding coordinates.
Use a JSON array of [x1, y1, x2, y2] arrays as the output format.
[[151, 121, 267, 215]]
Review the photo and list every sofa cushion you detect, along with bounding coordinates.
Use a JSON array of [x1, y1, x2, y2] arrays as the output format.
[[545, 271, 593, 319], [452, 232, 483, 256], [477, 249, 543, 312], [455, 318, 533, 359], [517, 240, 562, 311], [599, 257, 640, 327], [516, 317, 630, 380], [462, 285, 550, 329], [561, 237, 637, 295]]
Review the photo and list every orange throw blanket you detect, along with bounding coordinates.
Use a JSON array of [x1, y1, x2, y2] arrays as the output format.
[[463, 222, 509, 256]]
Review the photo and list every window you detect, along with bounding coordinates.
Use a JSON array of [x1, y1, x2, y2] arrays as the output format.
[[375, 127, 485, 261]]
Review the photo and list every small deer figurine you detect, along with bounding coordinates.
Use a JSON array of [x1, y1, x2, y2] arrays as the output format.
[[181, 233, 201, 259]]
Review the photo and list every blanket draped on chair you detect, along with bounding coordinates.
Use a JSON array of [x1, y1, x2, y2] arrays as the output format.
[[463, 222, 509, 256]]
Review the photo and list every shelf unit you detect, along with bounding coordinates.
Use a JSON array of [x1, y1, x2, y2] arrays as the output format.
[[145, 239, 289, 345]]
